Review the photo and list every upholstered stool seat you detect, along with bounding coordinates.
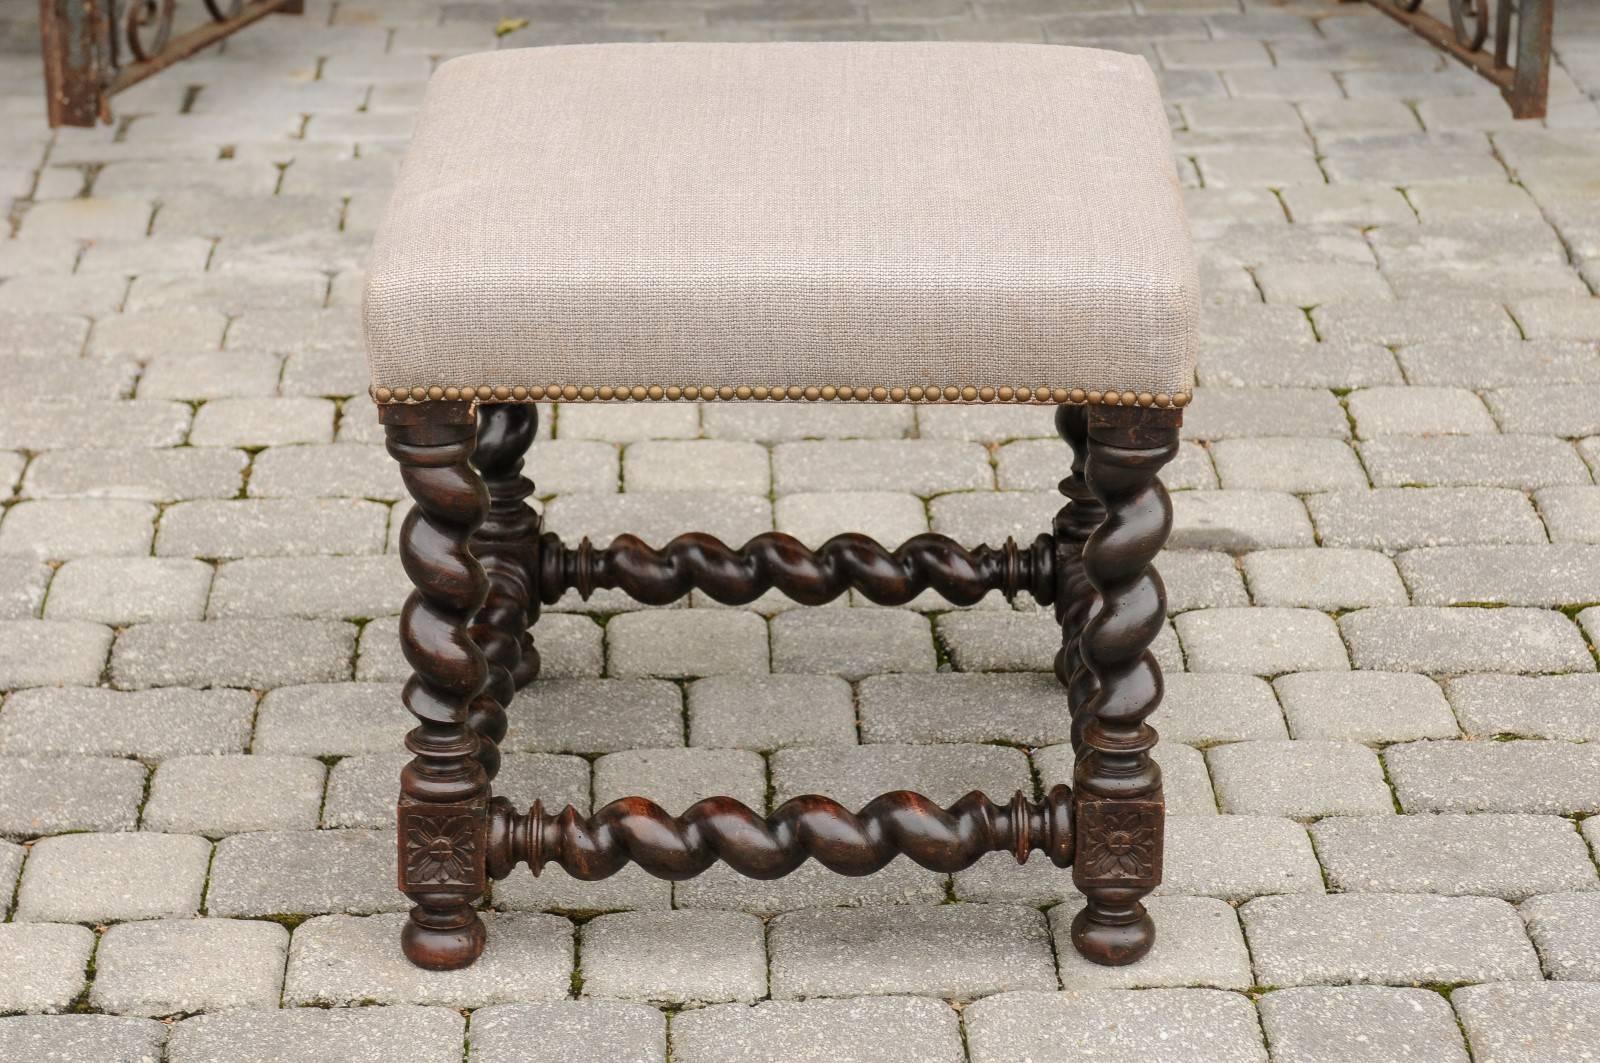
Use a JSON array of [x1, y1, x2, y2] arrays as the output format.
[[367, 41, 1196, 977], [365, 42, 1197, 408]]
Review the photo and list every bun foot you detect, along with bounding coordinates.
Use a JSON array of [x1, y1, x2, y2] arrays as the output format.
[[402, 906, 486, 971], [1070, 904, 1155, 967]]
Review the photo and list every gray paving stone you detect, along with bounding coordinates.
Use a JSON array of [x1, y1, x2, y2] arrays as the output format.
[[1279, 183, 1414, 225], [580, 910, 766, 1004], [209, 555, 407, 619], [1152, 673, 1288, 744], [770, 608, 934, 680], [1256, 262, 1394, 306], [326, 752, 586, 831], [135, 348, 285, 402], [1208, 739, 1393, 818], [699, 403, 913, 443], [1313, 813, 1598, 900], [1242, 893, 1542, 987], [1519, 892, 1600, 981], [773, 742, 1030, 809], [157, 499, 389, 558], [935, 610, 1060, 672], [0, 559, 48, 619], [187, 398, 335, 448], [1399, 545, 1600, 606], [1242, 548, 1408, 610], [503, 679, 684, 755], [14, 832, 211, 923], [359, 612, 601, 682], [1446, 674, 1600, 740], [688, 674, 855, 749], [0, 923, 93, 1014], [142, 754, 325, 837], [0, 755, 146, 839], [22, 447, 247, 502], [1169, 490, 1316, 551], [0, 620, 112, 689], [1176, 608, 1348, 675], [0, 687, 254, 758], [964, 988, 1269, 1063], [917, 404, 1054, 442], [90, 918, 288, 1017], [0, 354, 132, 404], [769, 903, 1055, 1000], [1053, 896, 1251, 990], [45, 558, 212, 624], [1159, 550, 1249, 613], [0, 313, 90, 359], [956, 814, 1320, 905], [624, 440, 770, 494], [469, 1001, 665, 1063], [1360, 435, 1592, 490], [593, 748, 764, 814], [1385, 739, 1600, 814], [495, 861, 673, 915], [0, 1015, 169, 1063], [283, 911, 572, 1007], [166, 1005, 463, 1063], [774, 491, 928, 548], [0, 839, 21, 916], [0, 499, 155, 559], [1341, 607, 1593, 674], [772, 441, 993, 495], [1182, 389, 1351, 443], [1536, 485, 1600, 544], [1198, 339, 1402, 391], [926, 489, 1055, 545], [249, 443, 406, 501], [253, 682, 406, 756], [1256, 986, 1470, 1063], [0, 401, 189, 450], [1308, 487, 1546, 549], [1346, 385, 1497, 437], [1510, 295, 1600, 341], [671, 997, 961, 1063], [607, 610, 769, 677], [111, 619, 355, 689], [86, 308, 228, 359], [1274, 671, 1458, 743], [857, 672, 1071, 746], [1487, 385, 1600, 437], [207, 829, 406, 916], [1210, 438, 1368, 493], [1398, 338, 1600, 388], [1452, 982, 1600, 1063]]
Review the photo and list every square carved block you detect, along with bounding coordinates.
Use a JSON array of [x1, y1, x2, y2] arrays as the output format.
[[397, 799, 487, 894], [1073, 797, 1163, 889]]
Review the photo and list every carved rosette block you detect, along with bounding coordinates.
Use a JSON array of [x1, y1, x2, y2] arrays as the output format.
[[1073, 797, 1163, 889], [398, 800, 488, 895]]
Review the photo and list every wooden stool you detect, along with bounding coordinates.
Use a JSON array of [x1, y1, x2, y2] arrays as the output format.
[[365, 42, 1196, 972]]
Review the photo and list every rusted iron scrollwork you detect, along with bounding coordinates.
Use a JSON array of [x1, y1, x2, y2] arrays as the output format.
[[39, 0, 303, 127], [1363, 0, 1555, 118]]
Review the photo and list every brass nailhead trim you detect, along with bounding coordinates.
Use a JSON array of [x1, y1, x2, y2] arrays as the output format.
[[371, 384, 1192, 409]]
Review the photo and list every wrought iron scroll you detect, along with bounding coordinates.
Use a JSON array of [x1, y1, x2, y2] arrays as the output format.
[[1362, 0, 1555, 119], [38, 0, 302, 128]]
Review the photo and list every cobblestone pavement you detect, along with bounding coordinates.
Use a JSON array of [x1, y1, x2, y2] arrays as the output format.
[[2, 0, 1600, 1059]]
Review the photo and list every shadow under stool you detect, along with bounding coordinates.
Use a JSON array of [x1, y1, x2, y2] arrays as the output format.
[[363, 41, 1197, 973]]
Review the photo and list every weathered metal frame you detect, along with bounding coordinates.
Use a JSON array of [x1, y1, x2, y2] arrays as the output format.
[[382, 399, 1180, 973], [1362, 0, 1555, 118], [38, 0, 302, 128]]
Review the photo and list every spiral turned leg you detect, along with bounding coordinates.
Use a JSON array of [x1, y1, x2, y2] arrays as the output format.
[[1071, 405, 1179, 967], [468, 404, 542, 781], [1053, 405, 1106, 757], [384, 401, 493, 971]]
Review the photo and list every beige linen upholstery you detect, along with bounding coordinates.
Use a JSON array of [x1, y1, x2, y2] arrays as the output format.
[[364, 42, 1197, 406]]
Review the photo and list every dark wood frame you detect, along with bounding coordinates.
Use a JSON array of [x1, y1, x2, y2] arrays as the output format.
[[382, 398, 1180, 971]]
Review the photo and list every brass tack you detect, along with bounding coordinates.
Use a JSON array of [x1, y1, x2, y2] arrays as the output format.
[[820, 385, 837, 400], [657, 385, 675, 400], [575, 385, 592, 401], [446, 386, 462, 400], [535, 385, 552, 399], [736, 385, 752, 400], [887, 387, 904, 401], [803, 386, 820, 401], [375, 387, 392, 402], [714, 385, 731, 400], [1154, 393, 1169, 407], [1049, 388, 1068, 403], [958, 386, 976, 401], [940, 386, 956, 401], [473, 386, 488, 400], [406, 386, 423, 401], [1138, 392, 1154, 407], [1121, 391, 1138, 406], [488, 386, 506, 400], [423, 385, 441, 400], [784, 385, 801, 400], [1174, 392, 1191, 407], [752, 386, 769, 400], [647, 385, 664, 400], [1086, 391, 1102, 404], [558, 385, 575, 400], [908, 386, 924, 400], [630, 385, 647, 401], [997, 386, 1013, 401], [1031, 386, 1049, 402], [1105, 391, 1121, 406], [594, 386, 611, 401]]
